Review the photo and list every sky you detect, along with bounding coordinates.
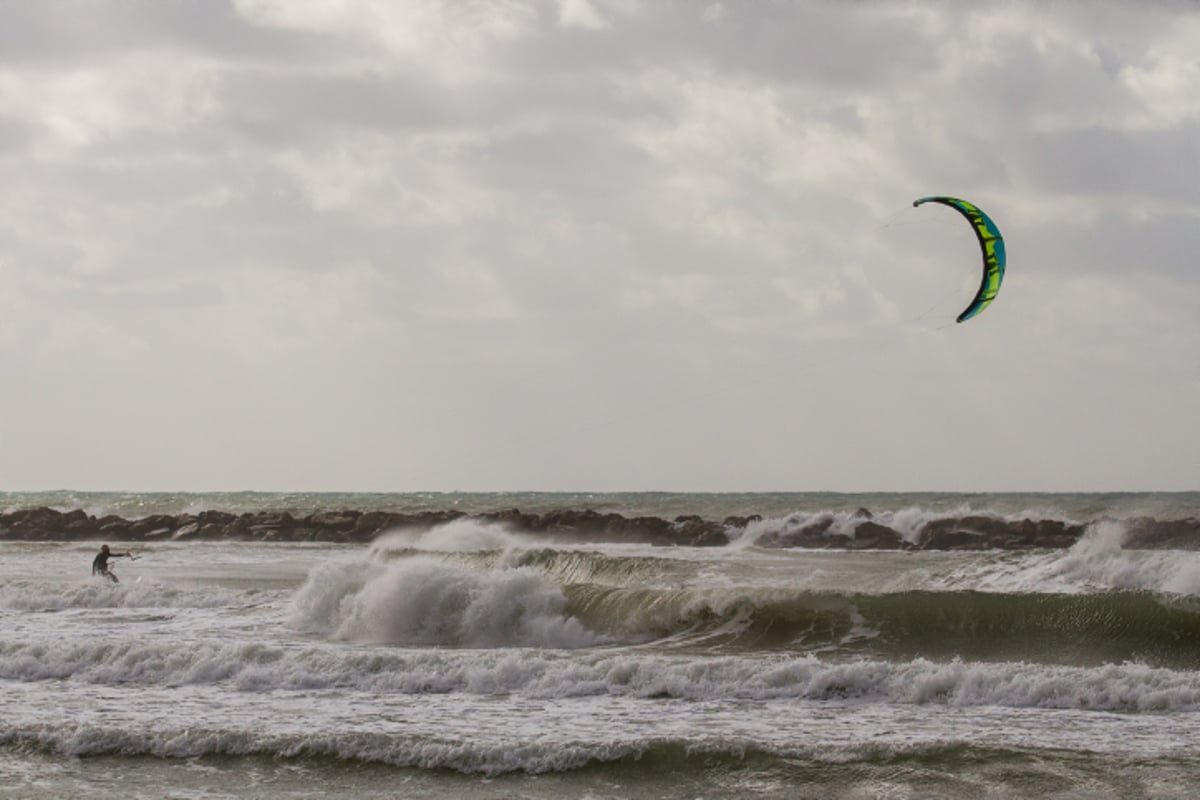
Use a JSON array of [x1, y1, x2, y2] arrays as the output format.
[[0, 0, 1197, 493]]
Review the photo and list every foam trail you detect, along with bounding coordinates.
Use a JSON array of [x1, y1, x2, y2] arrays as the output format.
[[5, 638, 1200, 712]]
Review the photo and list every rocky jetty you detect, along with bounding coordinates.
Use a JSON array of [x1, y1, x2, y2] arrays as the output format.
[[1, 506, 1197, 550]]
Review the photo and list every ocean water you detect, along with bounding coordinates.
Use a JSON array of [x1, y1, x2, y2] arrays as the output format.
[[2, 491, 1200, 799]]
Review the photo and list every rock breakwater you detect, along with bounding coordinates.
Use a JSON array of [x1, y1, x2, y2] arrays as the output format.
[[1, 506, 1197, 550]]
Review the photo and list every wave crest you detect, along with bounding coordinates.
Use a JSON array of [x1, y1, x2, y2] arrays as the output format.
[[287, 555, 604, 648]]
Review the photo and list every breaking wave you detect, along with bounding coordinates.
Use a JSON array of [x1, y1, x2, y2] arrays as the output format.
[[287, 554, 603, 648], [3, 638, 1200, 713]]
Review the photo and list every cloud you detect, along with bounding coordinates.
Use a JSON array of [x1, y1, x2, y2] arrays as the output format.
[[558, 0, 610, 30], [0, 0, 326, 67], [1025, 123, 1200, 203], [0, 0, 1197, 491]]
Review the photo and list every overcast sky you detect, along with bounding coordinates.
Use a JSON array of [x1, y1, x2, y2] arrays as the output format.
[[1, 0, 1197, 493]]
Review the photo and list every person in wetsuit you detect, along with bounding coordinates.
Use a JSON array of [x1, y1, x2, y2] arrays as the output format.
[[92, 544, 131, 583]]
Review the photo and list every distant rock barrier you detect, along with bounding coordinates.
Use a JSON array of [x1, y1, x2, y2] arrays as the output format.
[[0, 506, 1197, 550]]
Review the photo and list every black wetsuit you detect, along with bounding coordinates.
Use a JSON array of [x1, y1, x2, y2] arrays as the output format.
[[92, 550, 123, 581]]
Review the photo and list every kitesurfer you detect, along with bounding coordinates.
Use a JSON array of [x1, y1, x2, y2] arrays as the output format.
[[92, 544, 131, 583]]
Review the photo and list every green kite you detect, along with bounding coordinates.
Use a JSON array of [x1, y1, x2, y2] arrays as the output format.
[[913, 196, 1006, 323]]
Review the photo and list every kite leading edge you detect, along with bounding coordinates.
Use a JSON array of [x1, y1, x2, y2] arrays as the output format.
[[912, 196, 1006, 323]]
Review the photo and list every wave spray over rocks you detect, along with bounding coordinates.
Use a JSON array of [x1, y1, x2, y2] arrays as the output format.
[[2, 496, 1197, 550]]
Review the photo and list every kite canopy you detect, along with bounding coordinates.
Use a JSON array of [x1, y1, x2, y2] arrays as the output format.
[[912, 196, 1006, 323]]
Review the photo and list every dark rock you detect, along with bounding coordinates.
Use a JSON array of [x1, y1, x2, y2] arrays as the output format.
[[173, 522, 202, 539], [128, 515, 177, 536], [483, 508, 532, 528], [99, 521, 131, 537], [852, 520, 903, 549], [65, 516, 99, 535], [922, 529, 989, 550], [1031, 532, 1082, 549], [670, 516, 728, 547], [756, 514, 836, 548], [248, 512, 295, 529], [1124, 517, 1200, 550], [0, 505, 1178, 553], [353, 511, 398, 538], [308, 511, 360, 531]]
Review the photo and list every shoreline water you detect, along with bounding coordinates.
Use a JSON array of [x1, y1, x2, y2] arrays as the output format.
[[5, 493, 1200, 798]]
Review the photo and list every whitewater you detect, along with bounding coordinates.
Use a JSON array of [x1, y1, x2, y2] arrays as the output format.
[[2, 492, 1199, 799]]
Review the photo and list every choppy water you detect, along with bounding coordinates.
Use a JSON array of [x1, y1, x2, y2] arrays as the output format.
[[3, 492, 1200, 798]]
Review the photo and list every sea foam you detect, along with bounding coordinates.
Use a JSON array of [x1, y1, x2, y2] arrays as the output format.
[[944, 521, 1200, 596], [287, 553, 603, 648], [4, 636, 1200, 714], [0, 579, 247, 612]]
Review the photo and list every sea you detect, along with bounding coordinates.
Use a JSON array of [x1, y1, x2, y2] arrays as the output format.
[[2, 490, 1200, 799]]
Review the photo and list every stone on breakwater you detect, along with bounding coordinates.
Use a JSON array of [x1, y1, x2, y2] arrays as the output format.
[[671, 515, 727, 547], [851, 521, 904, 550], [1123, 517, 1200, 549], [173, 522, 202, 539], [752, 513, 835, 548], [309, 511, 359, 531], [916, 516, 1086, 550], [922, 529, 989, 550]]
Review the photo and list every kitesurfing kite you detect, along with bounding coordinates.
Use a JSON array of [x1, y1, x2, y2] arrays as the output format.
[[912, 196, 1006, 323]]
